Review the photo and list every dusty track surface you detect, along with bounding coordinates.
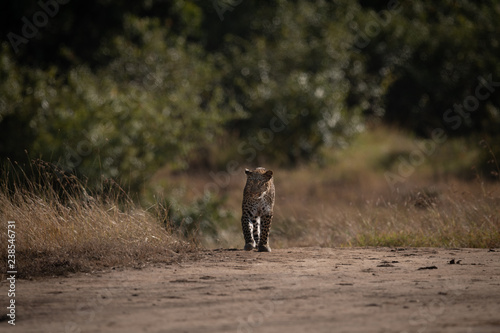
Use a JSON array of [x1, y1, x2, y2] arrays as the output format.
[[3, 247, 500, 332]]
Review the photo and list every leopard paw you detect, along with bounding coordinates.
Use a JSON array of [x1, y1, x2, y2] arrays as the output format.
[[257, 245, 271, 252], [244, 243, 255, 251]]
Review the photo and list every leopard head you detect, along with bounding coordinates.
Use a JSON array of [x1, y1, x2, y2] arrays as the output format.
[[244, 167, 273, 198]]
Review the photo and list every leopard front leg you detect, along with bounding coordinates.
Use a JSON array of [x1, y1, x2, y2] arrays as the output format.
[[241, 212, 256, 251], [252, 217, 261, 246], [257, 213, 273, 252]]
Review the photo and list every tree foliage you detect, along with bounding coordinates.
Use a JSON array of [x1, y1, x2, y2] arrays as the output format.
[[1, 0, 499, 189]]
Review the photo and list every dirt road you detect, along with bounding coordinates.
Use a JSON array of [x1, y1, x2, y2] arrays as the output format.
[[3, 247, 500, 332]]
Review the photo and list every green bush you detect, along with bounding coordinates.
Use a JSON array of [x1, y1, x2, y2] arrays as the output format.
[[158, 192, 235, 244]]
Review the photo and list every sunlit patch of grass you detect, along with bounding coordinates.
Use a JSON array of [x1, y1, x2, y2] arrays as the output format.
[[270, 166, 499, 249], [0, 161, 192, 279], [324, 184, 500, 248]]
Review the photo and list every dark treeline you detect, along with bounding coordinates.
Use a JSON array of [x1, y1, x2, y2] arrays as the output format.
[[1, 0, 499, 190]]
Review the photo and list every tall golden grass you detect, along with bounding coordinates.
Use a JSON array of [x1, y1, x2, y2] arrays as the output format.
[[0, 161, 190, 278], [272, 177, 500, 248]]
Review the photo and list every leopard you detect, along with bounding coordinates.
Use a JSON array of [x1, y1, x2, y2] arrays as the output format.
[[241, 167, 275, 252]]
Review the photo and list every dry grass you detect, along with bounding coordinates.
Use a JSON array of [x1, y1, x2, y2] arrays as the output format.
[[0, 162, 192, 279], [270, 127, 499, 248], [273, 178, 500, 248]]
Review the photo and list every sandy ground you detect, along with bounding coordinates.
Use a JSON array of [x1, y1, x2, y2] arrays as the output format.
[[2, 247, 500, 333]]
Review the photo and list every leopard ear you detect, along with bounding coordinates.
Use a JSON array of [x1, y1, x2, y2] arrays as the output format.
[[264, 170, 273, 179], [245, 168, 251, 175]]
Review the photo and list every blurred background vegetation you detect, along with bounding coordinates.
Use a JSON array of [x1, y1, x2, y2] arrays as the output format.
[[1, 0, 499, 247]]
